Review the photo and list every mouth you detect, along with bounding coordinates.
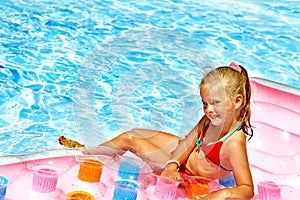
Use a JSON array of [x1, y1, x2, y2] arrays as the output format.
[[208, 115, 219, 121], [208, 115, 224, 125]]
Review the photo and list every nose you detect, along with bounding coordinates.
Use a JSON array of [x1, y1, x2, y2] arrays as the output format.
[[206, 104, 214, 113]]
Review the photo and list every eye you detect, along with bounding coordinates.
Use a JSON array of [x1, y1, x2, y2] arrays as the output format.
[[202, 102, 208, 106], [211, 100, 220, 105]]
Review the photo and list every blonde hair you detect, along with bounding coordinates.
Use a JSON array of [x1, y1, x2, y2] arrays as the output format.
[[200, 65, 253, 139]]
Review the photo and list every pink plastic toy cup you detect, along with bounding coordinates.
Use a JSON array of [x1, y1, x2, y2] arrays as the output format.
[[258, 181, 281, 200], [154, 177, 178, 200], [32, 166, 59, 193]]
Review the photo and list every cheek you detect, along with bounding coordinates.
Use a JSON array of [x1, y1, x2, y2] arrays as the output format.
[[225, 104, 236, 115], [215, 104, 226, 114], [216, 103, 234, 116]]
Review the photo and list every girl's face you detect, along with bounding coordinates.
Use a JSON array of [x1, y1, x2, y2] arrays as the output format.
[[200, 84, 237, 127]]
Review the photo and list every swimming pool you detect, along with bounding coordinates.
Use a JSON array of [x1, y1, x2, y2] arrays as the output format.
[[0, 0, 299, 156]]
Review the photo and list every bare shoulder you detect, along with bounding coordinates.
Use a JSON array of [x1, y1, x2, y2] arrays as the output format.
[[220, 129, 248, 171], [225, 129, 247, 153]]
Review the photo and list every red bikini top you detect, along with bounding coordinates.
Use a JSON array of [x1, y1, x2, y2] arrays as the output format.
[[196, 122, 242, 167]]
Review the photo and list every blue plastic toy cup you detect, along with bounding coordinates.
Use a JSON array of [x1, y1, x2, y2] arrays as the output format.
[[219, 173, 236, 188], [112, 179, 140, 200], [118, 159, 141, 180], [0, 176, 9, 200]]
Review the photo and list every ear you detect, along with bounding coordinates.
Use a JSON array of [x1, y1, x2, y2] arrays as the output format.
[[234, 94, 243, 109]]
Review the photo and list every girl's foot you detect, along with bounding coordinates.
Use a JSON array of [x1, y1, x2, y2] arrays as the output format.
[[58, 136, 84, 148]]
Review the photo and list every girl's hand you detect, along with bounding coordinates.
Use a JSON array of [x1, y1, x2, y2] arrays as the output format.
[[160, 165, 182, 181], [199, 189, 229, 200]]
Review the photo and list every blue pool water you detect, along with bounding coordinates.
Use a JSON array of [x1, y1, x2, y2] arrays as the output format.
[[0, 0, 299, 156]]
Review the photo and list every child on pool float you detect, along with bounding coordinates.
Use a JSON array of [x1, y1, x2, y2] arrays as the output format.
[[59, 62, 254, 199]]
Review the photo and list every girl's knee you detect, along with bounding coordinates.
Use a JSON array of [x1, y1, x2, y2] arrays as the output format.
[[118, 131, 132, 142], [128, 128, 162, 138], [114, 131, 137, 150]]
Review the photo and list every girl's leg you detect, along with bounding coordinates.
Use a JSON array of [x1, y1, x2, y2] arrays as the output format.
[[98, 128, 181, 164], [59, 129, 181, 165]]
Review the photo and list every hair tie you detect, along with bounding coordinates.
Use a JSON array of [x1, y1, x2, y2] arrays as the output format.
[[229, 62, 242, 73]]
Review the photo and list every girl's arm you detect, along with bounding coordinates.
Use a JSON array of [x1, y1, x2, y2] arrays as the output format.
[[203, 132, 254, 199], [161, 116, 209, 179]]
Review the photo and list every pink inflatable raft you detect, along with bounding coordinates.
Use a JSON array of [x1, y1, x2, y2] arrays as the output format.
[[0, 78, 299, 200]]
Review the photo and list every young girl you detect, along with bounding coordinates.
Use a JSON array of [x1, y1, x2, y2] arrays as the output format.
[[59, 62, 254, 199]]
